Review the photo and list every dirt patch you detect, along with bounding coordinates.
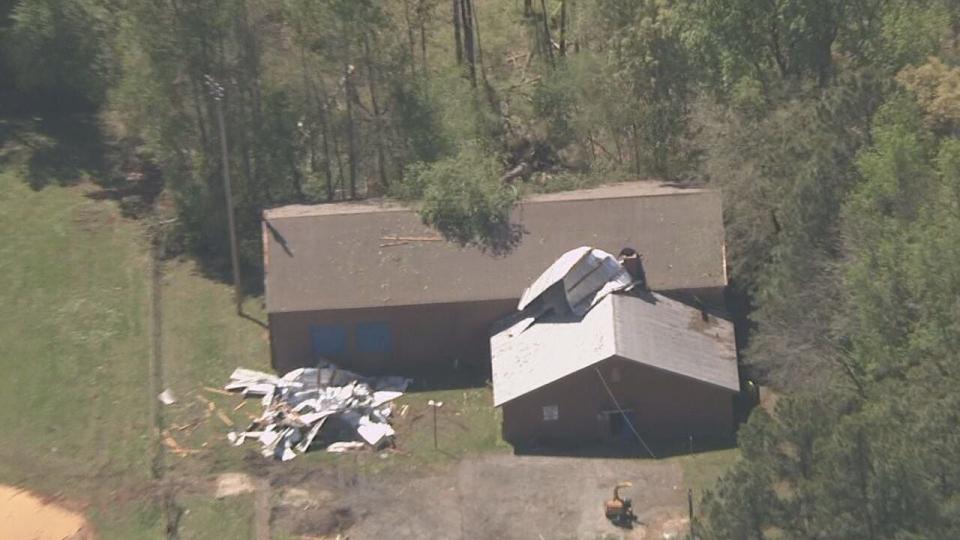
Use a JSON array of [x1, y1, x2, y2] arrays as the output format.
[[634, 507, 690, 539], [214, 473, 256, 498], [0, 485, 93, 540]]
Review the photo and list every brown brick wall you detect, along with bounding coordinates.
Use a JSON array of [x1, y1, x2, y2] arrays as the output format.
[[269, 299, 517, 375], [501, 357, 735, 447]]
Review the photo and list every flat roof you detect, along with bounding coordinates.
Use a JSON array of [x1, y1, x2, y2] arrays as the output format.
[[263, 182, 727, 313]]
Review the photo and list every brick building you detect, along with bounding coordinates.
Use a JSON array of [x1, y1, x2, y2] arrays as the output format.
[[262, 182, 728, 376]]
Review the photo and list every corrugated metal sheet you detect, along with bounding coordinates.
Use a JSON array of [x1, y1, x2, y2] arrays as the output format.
[[262, 182, 727, 313], [517, 247, 633, 316], [491, 291, 739, 407]]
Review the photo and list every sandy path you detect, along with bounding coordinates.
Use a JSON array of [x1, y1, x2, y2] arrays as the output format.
[[0, 485, 91, 540]]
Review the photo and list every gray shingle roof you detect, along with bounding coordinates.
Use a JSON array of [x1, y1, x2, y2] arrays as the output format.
[[491, 291, 739, 406], [263, 182, 727, 313]]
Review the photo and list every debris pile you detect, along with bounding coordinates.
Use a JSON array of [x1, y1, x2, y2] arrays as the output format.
[[224, 366, 410, 461]]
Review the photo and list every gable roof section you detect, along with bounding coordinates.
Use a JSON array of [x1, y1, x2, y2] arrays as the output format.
[[491, 296, 618, 406], [611, 293, 739, 391], [490, 291, 739, 407], [263, 182, 727, 314]]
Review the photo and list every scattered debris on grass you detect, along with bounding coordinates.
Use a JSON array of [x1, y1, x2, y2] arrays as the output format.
[[158, 388, 177, 405], [224, 366, 410, 460], [163, 431, 201, 456]]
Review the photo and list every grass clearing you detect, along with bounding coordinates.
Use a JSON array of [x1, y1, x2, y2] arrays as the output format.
[[0, 120, 154, 503], [177, 494, 256, 540], [0, 117, 272, 537], [89, 499, 165, 540], [675, 448, 739, 495], [159, 260, 272, 476], [672, 447, 739, 519]]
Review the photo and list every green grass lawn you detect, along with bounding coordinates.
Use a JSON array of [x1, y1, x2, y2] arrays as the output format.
[[675, 448, 739, 495], [0, 117, 271, 537], [177, 494, 256, 540], [0, 120, 160, 534], [157, 260, 272, 477]]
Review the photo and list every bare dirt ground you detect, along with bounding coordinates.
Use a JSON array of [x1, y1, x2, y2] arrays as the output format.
[[269, 454, 688, 540], [0, 485, 93, 540]]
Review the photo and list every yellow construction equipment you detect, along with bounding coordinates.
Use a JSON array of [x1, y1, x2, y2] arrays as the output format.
[[604, 481, 638, 527]]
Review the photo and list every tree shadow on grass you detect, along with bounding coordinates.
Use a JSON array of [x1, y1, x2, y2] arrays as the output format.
[[21, 115, 108, 191], [2, 114, 166, 218]]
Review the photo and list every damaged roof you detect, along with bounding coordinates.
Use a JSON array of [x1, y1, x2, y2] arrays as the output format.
[[490, 291, 739, 406], [263, 182, 727, 313]]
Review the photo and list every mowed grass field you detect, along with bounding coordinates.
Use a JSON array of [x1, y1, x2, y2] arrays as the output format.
[[0, 117, 272, 537], [0, 118, 161, 536]]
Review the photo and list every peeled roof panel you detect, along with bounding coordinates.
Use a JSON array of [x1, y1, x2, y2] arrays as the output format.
[[565, 250, 633, 315], [517, 247, 591, 311], [264, 182, 726, 313]]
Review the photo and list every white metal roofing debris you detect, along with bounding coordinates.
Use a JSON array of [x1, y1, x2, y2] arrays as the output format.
[[491, 248, 739, 407], [157, 388, 177, 405], [224, 366, 410, 460], [517, 246, 633, 316]]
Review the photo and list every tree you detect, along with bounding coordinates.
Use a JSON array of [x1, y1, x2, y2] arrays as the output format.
[[3, 0, 115, 108]]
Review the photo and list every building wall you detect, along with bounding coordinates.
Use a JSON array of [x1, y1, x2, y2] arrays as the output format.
[[270, 285, 729, 378], [501, 357, 735, 448], [269, 299, 517, 375]]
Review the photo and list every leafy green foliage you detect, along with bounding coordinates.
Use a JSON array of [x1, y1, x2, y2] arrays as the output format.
[[398, 144, 520, 251], [2, 0, 114, 107], [702, 72, 960, 537]]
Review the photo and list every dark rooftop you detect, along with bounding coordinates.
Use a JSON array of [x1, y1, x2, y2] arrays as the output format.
[[263, 182, 727, 313]]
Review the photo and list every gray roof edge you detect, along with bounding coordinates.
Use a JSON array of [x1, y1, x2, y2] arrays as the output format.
[[493, 352, 617, 407], [264, 284, 730, 314], [607, 352, 740, 393], [519, 187, 718, 206], [263, 203, 412, 221], [264, 185, 721, 222], [495, 349, 738, 408], [268, 295, 522, 315]]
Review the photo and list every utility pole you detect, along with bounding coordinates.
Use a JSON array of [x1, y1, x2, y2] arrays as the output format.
[[428, 399, 443, 449], [206, 75, 243, 314]]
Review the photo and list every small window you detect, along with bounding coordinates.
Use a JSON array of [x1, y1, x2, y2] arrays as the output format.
[[356, 322, 392, 354], [542, 405, 559, 422], [610, 365, 622, 382], [310, 324, 347, 358]]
